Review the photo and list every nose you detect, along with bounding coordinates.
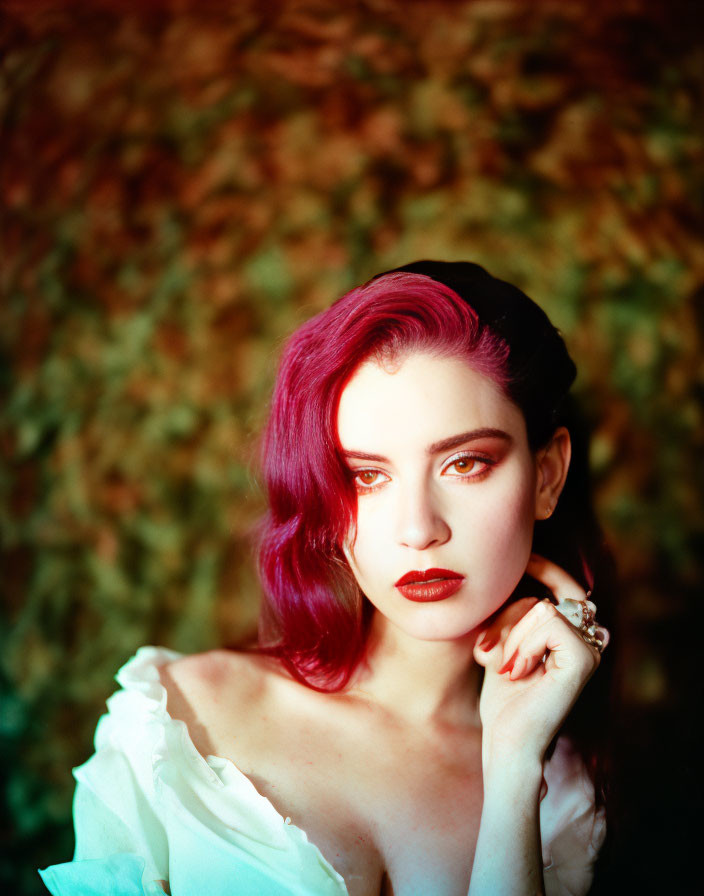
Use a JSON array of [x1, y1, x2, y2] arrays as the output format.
[[396, 480, 451, 551]]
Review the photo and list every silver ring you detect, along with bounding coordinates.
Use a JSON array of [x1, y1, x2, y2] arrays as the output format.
[[555, 593, 607, 652]]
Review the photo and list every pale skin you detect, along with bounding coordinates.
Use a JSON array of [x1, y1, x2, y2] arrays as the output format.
[[161, 352, 603, 896]]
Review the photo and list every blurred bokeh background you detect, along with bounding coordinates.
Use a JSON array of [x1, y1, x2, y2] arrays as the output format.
[[2, 0, 702, 892]]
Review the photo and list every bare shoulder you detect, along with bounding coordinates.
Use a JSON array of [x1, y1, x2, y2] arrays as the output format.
[[159, 649, 278, 756], [159, 648, 284, 709]]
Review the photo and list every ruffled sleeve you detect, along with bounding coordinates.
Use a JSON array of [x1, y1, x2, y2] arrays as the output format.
[[39, 853, 166, 896], [540, 738, 606, 896], [39, 646, 182, 895], [38, 646, 348, 896]]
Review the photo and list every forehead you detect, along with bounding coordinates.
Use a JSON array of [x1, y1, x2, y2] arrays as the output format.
[[337, 352, 526, 449]]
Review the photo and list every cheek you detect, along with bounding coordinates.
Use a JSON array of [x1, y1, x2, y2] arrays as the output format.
[[494, 480, 535, 536], [486, 504, 534, 563], [466, 476, 536, 584], [342, 505, 384, 578]]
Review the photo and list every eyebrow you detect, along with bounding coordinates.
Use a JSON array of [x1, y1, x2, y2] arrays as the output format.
[[341, 428, 513, 463]]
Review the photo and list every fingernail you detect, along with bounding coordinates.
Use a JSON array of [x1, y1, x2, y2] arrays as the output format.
[[509, 656, 525, 680], [498, 653, 515, 675]]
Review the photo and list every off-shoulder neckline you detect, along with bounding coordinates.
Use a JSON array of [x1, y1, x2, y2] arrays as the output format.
[[113, 645, 600, 890], [115, 645, 349, 892]]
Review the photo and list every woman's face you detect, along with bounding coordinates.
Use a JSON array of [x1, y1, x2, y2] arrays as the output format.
[[337, 351, 543, 641]]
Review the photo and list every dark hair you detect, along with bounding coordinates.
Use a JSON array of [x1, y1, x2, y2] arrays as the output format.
[[256, 260, 616, 804]]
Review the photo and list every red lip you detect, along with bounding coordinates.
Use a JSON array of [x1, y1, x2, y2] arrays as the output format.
[[394, 568, 465, 603], [395, 568, 463, 586]]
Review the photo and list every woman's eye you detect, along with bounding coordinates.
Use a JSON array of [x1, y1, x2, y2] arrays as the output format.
[[353, 469, 387, 490], [444, 455, 492, 477]]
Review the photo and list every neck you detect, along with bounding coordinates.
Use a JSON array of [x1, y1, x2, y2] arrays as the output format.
[[349, 610, 483, 729]]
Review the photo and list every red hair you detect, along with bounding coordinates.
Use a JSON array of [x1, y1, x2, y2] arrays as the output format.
[[257, 272, 510, 689]]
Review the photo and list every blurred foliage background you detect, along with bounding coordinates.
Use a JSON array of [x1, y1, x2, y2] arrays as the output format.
[[2, 0, 702, 892]]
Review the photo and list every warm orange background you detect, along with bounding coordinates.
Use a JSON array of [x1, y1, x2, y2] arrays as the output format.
[[2, 1, 702, 891]]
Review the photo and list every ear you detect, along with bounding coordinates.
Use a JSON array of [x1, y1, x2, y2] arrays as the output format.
[[534, 426, 571, 520]]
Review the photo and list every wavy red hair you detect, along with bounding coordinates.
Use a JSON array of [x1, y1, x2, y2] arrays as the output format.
[[257, 271, 511, 688]]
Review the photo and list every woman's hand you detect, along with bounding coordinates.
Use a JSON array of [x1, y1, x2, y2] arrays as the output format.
[[473, 553, 605, 769]]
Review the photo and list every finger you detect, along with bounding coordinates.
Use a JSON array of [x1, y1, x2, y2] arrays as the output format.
[[500, 599, 556, 670], [474, 598, 538, 663], [509, 613, 600, 680], [528, 556, 610, 655], [475, 598, 536, 653], [526, 554, 587, 603], [473, 641, 493, 668], [596, 626, 610, 651]]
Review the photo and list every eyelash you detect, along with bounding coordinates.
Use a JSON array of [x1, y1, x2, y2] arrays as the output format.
[[352, 453, 496, 493], [444, 452, 495, 480]]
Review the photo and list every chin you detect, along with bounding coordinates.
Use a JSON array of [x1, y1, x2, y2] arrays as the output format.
[[390, 607, 492, 643]]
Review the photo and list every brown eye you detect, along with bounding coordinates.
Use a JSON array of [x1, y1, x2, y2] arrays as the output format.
[[443, 454, 494, 478], [353, 469, 388, 491], [358, 470, 378, 485]]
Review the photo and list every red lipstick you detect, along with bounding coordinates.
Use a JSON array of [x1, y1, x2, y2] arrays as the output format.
[[394, 568, 465, 602]]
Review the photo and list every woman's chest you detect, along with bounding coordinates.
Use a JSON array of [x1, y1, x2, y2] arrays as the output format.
[[307, 764, 483, 896], [211, 705, 484, 896]]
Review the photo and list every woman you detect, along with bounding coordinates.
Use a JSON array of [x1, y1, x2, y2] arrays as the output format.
[[40, 261, 613, 895]]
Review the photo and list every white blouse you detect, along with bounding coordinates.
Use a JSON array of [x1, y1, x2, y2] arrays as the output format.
[[40, 646, 605, 895]]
